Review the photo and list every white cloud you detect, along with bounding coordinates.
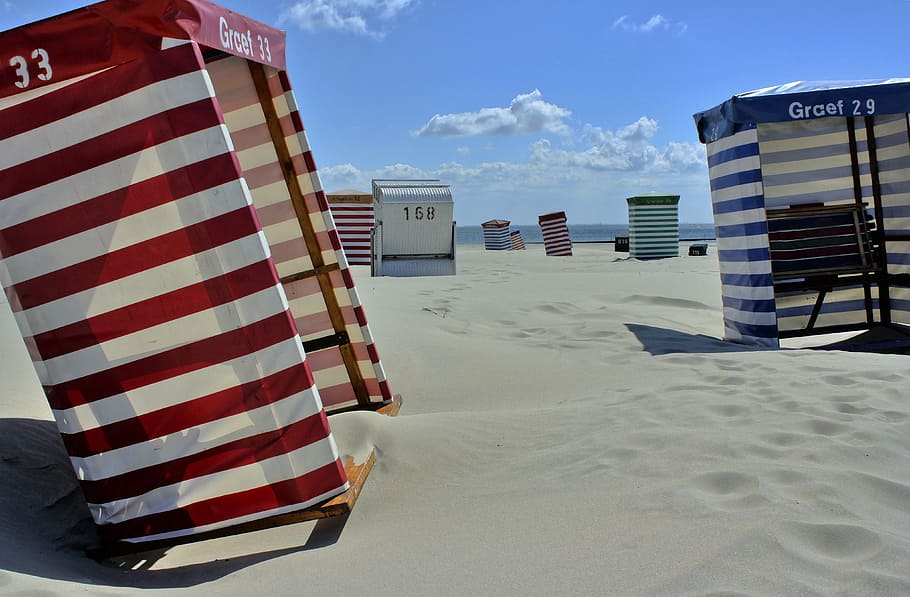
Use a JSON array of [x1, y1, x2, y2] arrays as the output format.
[[456, 146, 471, 157], [415, 90, 572, 137], [613, 14, 687, 35], [320, 117, 705, 199], [280, 0, 416, 37]]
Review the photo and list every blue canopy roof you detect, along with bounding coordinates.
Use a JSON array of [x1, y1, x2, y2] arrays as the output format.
[[694, 79, 910, 144]]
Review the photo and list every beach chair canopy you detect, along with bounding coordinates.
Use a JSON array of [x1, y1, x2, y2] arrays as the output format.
[[694, 79, 910, 346], [0, 0, 391, 545]]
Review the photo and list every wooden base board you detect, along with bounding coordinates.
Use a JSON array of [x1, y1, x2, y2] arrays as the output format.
[[87, 394, 402, 559]]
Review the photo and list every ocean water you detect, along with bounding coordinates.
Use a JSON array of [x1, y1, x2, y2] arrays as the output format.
[[456, 223, 715, 245]]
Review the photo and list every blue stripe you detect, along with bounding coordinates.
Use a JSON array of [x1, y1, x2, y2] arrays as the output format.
[[762, 165, 853, 187], [882, 205, 910, 218], [726, 320, 779, 339], [711, 170, 761, 191], [715, 220, 768, 239], [759, 142, 851, 164], [722, 295, 776, 313], [721, 272, 774, 287], [710, 168, 762, 192], [713, 194, 764, 215], [879, 181, 910, 196], [885, 251, 910, 265], [718, 247, 772, 262], [707, 142, 759, 168]]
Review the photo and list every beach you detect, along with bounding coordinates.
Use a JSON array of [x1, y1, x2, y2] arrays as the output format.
[[1, 243, 909, 595]]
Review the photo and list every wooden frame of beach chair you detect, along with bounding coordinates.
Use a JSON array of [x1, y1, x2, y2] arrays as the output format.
[[0, 0, 399, 557]]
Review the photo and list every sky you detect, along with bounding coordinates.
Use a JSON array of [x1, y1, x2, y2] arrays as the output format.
[[3, 1, 910, 225]]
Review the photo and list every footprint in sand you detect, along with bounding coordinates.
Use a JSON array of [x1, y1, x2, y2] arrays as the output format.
[[833, 402, 873, 415], [776, 521, 882, 562], [690, 471, 768, 510], [801, 418, 848, 437], [708, 403, 750, 417], [760, 432, 808, 447]]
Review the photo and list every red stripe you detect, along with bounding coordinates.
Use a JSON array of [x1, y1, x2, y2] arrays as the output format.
[[538, 212, 567, 224], [78, 406, 330, 504], [46, 311, 297, 410], [318, 383, 357, 408], [771, 245, 862, 260], [0, 153, 240, 257], [13, 207, 261, 310], [12, 206, 258, 308], [314, 190, 330, 212], [367, 343, 380, 364], [0, 44, 203, 141], [278, 71, 293, 93], [31, 260, 278, 360], [342, 268, 355, 290], [96, 459, 346, 543], [290, 111, 306, 134], [301, 151, 317, 174], [0, 98, 223, 200], [379, 380, 392, 399], [328, 229, 343, 251], [768, 225, 857, 241], [62, 363, 315, 457]]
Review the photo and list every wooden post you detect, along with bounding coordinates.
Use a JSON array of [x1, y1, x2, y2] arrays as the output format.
[[247, 61, 372, 407]]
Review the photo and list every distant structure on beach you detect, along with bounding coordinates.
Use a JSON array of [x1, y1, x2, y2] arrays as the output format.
[[371, 179, 456, 276], [481, 219, 512, 250], [539, 211, 573, 256], [510, 229, 527, 250], [695, 79, 910, 347], [626, 193, 680, 258], [327, 190, 374, 265]]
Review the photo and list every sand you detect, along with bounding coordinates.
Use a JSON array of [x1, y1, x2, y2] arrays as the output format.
[[1, 243, 909, 595]]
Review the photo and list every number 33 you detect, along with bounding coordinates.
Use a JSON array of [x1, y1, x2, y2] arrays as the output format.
[[9, 48, 53, 89]]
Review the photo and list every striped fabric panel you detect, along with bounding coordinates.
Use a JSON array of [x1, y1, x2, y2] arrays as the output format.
[[870, 115, 910, 296], [538, 212, 572, 256], [510, 229, 526, 250], [628, 205, 679, 257], [757, 118, 860, 209], [482, 223, 511, 250], [205, 56, 391, 409], [706, 129, 778, 346], [269, 67, 392, 405], [328, 203, 374, 265], [0, 43, 346, 543]]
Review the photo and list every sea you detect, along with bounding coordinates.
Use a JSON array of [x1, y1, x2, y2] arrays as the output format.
[[455, 223, 715, 245]]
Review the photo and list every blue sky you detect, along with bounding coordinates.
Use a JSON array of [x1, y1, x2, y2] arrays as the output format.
[[4, 1, 910, 224]]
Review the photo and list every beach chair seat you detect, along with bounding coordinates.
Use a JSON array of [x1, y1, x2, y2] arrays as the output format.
[[767, 203, 880, 335]]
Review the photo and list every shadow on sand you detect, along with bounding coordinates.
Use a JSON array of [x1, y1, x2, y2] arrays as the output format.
[[0, 417, 346, 589], [625, 323, 765, 356]]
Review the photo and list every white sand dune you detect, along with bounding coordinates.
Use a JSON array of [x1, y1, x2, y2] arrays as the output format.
[[1, 244, 909, 595]]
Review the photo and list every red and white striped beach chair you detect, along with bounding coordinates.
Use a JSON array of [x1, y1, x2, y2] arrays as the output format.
[[0, 0, 395, 551], [538, 211, 573, 256]]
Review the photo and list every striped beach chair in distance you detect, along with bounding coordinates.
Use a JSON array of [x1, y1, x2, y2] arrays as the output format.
[[538, 211, 573, 256], [481, 219, 511, 250], [327, 190, 374, 265], [510, 229, 526, 250]]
